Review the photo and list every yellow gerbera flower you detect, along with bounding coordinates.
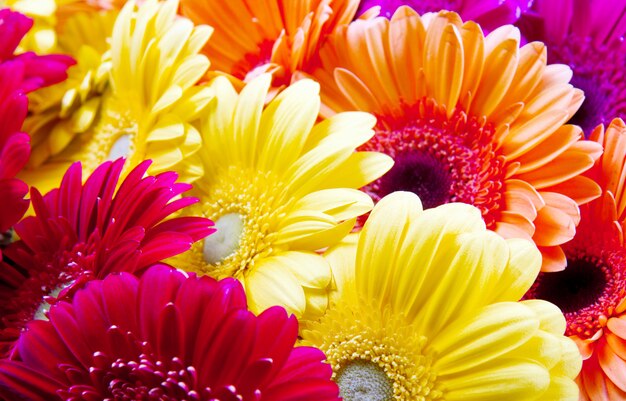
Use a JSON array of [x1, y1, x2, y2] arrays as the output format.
[[303, 192, 582, 400], [19, 0, 213, 192], [174, 74, 393, 320], [1, 0, 115, 53], [25, 10, 115, 175]]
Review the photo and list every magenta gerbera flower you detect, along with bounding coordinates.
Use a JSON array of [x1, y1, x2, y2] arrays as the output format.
[[518, 0, 626, 134], [356, 0, 531, 32], [0, 159, 214, 357], [0, 8, 75, 93], [0, 63, 30, 242], [0, 7, 75, 250], [0, 265, 339, 401]]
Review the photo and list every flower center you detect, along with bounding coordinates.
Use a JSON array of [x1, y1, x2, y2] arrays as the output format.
[[56, 329, 222, 401], [526, 246, 626, 338], [336, 360, 394, 401], [362, 99, 506, 228], [549, 37, 626, 136], [179, 166, 286, 279], [231, 39, 276, 82], [83, 97, 138, 174], [376, 151, 452, 209], [202, 213, 245, 265], [33, 282, 72, 321], [567, 74, 611, 135], [106, 134, 132, 161], [304, 301, 443, 400]]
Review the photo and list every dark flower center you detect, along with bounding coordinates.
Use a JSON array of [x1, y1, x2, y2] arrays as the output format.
[[531, 256, 608, 314], [525, 245, 626, 338], [377, 151, 451, 209], [361, 99, 506, 228], [567, 75, 609, 135], [548, 37, 626, 137]]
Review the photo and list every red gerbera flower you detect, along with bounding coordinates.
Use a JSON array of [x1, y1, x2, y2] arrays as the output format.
[[0, 265, 340, 401], [0, 158, 214, 357]]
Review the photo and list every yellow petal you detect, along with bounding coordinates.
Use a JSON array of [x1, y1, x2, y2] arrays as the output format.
[[244, 260, 306, 316], [432, 302, 539, 375]]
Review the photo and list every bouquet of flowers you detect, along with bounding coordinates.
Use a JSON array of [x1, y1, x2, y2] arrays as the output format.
[[0, 0, 625, 399]]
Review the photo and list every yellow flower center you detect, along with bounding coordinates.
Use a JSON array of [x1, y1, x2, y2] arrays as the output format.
[[82, 97, 138, 173], [305, 300, 444, 400], [185, 165, 289, 278]]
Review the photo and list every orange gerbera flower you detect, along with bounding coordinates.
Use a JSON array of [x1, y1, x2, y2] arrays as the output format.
[[311, 7, 603, 271], [179, 0, 358, 87], [524, 119, 626, 400]]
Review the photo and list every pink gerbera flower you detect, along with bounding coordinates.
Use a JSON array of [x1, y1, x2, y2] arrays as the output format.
[[0, 159, 214, 357], [356, 0, 532, 32], [518, 0, 626, 134], [0, 63, 30, 243], [0, 265, 339, 401], [0, 8, 75, 93], [0, 8, 74, 252]]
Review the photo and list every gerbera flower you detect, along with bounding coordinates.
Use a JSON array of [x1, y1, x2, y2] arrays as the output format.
[[24, 10, 116, 180], [356, 0, 531, 32], [312, 8, 603, 271], [0, 158, 214, 357], [303, 191, 581, 400], [524, 119, 626, 400], [0, 65, 30, 250], [0, 265, 340, 401], [173, 74, 392, 320], [0, 8, 73, 255], [0, 0, 119, 53], [179, 0, 359, 88], [518, 0, 626, 135], [19, 0, 214, 195]]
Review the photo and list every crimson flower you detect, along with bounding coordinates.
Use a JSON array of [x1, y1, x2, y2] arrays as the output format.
[[0, 159, 214, 357], [0, 63, 30, 240], [0, 7, 75, 257], [0, 265, 339, 401]]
